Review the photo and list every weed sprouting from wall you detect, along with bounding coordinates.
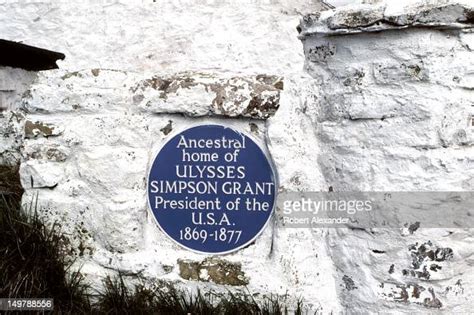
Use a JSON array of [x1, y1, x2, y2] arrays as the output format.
[[96, 274, 304, 315]]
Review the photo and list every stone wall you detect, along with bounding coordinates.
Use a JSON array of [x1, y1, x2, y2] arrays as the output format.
[[1, 0, 473, 313], [299, 1, 473, 313], [0, 67, 36, 166], [1, 0, 341, 312]]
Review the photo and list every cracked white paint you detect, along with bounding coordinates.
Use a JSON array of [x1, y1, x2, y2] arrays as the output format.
[[0, 0, 473, 313], [300, 1, 473, 313]]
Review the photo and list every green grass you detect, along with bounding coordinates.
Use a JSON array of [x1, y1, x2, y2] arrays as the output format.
[[0, 164, 23, 203], [96, 275, 304, 315], [0, 194, 92, 313], [0, 164, 305, 314]]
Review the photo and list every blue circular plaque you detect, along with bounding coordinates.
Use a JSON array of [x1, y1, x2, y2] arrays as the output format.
[[147, 124, 276, 254]]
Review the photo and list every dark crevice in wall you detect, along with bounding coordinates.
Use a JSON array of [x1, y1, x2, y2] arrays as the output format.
[[0, 39, 65, 71], [0, 164, 23, 207]]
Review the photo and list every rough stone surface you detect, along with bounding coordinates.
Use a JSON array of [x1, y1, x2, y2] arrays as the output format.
[[1, 1, 339, 312], [0, 67, 36, 166], [299, 1, 474, 36], [0, 0, 473, 313], [328, 4, 385, 29], [24, 120, 63, 138], [0, 111, 24, 166], [178, 258, 249, 286], [131, 72, 283, 119], [299, 0, 474, 313]]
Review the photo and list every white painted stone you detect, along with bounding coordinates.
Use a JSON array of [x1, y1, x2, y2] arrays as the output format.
[[0, 67, 36, 165], [0, 0, 472, 313], [300, 1, 473, 313]]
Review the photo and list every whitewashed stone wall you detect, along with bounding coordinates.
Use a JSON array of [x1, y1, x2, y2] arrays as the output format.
[[299, 1, 474, 313], [1, 0, 473, 313], [0, 67, 36, 166], [1, 0, 341, 312]]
